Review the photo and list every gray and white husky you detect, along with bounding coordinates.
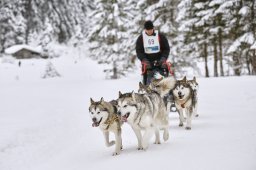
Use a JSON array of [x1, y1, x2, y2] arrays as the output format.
[[187, 77, 199, 117], [173, 77, 196, 130], [89, 98, 123, 156], [117, 91, 169, 150]]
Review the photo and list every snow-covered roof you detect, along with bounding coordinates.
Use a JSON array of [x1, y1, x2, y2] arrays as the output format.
[[4, 44, 42, 54]]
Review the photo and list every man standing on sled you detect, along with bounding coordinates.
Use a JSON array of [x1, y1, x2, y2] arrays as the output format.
[[136, 20, 170, 85]]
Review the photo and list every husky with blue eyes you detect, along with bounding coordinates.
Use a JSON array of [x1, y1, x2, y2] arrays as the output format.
[[89, 97, 123, 156]]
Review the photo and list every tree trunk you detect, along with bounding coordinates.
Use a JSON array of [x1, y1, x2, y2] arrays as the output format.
[[24, 0, 32, 44], [231, 0, 242, 76], [218, 26, 224, 76], [213, 35, 218, 77], [233, 53, 241, 76], [112, 61, 118, 79], [246, 53, 251, 75], [252, 50, 256, 75], [203, 42, 209, 77], [250, 0, 256, 75]]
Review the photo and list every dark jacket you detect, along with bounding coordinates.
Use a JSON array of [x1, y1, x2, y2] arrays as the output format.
[[136, 31, 170, 63]]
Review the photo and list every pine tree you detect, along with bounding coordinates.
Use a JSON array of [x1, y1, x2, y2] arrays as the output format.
[[42, 61, 61, 78], [0, 0, 26, 52], [177, 0, 211, 77], [88, 0, 134, 79]]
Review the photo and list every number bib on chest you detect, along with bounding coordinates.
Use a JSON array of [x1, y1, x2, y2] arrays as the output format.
[[142, 30, 160, 54]]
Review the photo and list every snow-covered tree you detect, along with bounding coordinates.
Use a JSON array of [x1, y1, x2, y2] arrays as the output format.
[[42, 61, 61, 78], [88, 0, 135, 79], [225, 0, 256, 75], [0, 0, 26, 52], [177, 0, 211, 77]]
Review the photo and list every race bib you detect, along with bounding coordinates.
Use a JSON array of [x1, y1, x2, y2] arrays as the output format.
[[142, 30, 160, 54]]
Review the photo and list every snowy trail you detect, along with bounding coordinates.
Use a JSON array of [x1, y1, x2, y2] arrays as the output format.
[[0, 57, 256, 170]]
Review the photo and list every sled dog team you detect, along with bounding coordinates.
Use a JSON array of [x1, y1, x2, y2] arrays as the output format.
[[89, 76, 199, 156]]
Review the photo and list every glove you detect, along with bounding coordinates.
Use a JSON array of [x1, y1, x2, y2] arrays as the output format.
[[141, 59, 151, 69]]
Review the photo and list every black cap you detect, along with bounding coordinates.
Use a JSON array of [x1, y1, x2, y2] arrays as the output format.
[[144, 20, 154, 30]]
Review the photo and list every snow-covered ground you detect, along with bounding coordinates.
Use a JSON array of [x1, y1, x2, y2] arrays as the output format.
[[0, 56, 256, 170]]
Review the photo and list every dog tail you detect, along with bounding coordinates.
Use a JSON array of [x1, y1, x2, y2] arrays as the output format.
[[159, 76, 176, 96]]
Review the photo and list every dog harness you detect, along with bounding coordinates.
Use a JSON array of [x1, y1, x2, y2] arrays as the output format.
[[104, 114, 121, 131]]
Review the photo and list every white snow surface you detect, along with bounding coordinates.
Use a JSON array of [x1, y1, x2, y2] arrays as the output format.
[[0, 56, 256, 170]]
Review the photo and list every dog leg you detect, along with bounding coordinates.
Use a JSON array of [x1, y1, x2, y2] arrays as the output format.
[[194, 103, 199, 117], [166, 101, 171, 113], [177, 109, 185, 127], [161, 114, 169, 141], [142, 127, 154, 150], [132, 126, 143, 150], [185, 108, 193, 130], [163, 126, 169, 141], [103, 131, 115, 147], [112, 130, 122, 156], [154, 127, 161, 144]]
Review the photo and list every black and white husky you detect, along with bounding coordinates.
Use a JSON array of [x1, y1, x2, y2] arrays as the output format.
[[173, 77, 196, 130]]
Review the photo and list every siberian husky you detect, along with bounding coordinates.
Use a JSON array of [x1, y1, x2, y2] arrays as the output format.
[[187, 77, 199, 117], [117, 91, 169, 150], [173, 77, 195, 130], [89, 98, 123, 155]]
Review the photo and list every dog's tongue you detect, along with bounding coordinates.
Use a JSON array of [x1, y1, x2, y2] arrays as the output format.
[[121, 116, 127, 122], [92, 122, 98, 127], [122, 117, 127, 122]]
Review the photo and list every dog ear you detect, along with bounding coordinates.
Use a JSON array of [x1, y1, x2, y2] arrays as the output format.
[[100, 97, 104, 103], [119, 91, 122, 98], [139, 82, 143, 88], [182, 76, 187, 82], [193, 76, 196, 81], [90, 98, 95, 104], [131, 91, 136, 101]]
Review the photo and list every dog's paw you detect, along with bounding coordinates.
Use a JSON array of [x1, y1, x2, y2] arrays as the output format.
[[163, 131, 169, 141], [137, 147, 143, 150], [195, 114, 199, 117], [185, 126, 191, 130], [142, 147, 148, 151], [112, 152, 120, 156], [142, 143, 148, 150], [154, 141, 161, 144]]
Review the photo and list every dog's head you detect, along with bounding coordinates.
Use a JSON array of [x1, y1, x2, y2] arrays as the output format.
[[149, 78, 163, 93], [187, 77, 198, 91], [117, 91, 138, 123], [138, 82, 152, 94], [89, 97, 109, 127], [173, 77, 191, 100]]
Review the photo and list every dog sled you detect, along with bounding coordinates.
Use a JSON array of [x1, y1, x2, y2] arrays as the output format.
[[141, 60, 177, 112]]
